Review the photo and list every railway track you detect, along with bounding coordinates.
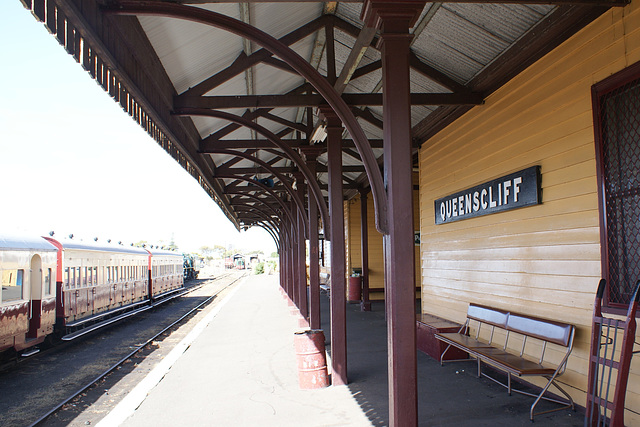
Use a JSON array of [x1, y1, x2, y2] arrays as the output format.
[[0, 271, 246, 427], [0, 275, 221, 374]]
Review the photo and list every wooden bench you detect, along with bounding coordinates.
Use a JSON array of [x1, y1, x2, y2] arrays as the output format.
[[435, 303, 576, 421]]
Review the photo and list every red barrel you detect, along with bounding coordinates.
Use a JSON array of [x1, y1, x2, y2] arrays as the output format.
[[348, 276, 362, 303], [293, 329, 329, 389]]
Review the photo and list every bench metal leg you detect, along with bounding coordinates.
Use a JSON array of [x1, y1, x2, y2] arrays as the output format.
[[440, 344, 452, 366], [480, 370, 574, 421], [529, 375, 575, 421]]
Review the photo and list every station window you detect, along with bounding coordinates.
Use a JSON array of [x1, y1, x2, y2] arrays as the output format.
[[1, 269, 24, 301], [593, 61, 640, 313]]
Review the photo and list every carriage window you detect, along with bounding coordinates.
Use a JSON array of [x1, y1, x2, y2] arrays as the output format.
[[44, 268, 52, 296], [593, 61, 640, 311], [2, 269, 23, 301], [64, 267, 70, 289]]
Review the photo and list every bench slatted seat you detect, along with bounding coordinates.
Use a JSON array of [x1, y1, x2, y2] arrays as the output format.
[[435, 303, 576, 421]]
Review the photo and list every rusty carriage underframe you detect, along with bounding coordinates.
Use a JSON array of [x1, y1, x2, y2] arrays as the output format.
[[19, 0, 628, 424]]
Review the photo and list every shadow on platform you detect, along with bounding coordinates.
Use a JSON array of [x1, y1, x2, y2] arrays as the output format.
[[319, 295, 584, 427]]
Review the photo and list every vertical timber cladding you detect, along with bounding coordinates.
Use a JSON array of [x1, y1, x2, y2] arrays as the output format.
[[434, 166, 541, 225]]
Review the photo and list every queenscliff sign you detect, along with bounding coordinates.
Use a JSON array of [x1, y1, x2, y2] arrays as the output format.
[[434, 166, 541, 225]]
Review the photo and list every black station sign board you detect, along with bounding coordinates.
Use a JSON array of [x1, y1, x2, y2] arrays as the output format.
[[434, 166, 541, 225]]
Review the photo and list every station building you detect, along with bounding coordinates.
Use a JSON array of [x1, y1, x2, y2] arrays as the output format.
[[419, 4, 640, 419], [17, 0, 640, 424]]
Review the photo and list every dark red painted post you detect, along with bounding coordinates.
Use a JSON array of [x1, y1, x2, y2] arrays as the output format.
[[295, 174, 308, 321], [286, 219, 295, 303], [363, 2, 424, 426], [281, 230, 290, 299], [290, 201, 300, 309], [359, 189, 372, 312], [303, 150, 322, 329], [323, 106, 348, 386]]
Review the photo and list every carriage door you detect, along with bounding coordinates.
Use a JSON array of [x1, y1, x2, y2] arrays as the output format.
[[27, 255, 42, 339]]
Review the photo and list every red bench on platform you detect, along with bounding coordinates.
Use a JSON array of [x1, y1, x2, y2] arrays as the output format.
[[416, 314, 468, 361]]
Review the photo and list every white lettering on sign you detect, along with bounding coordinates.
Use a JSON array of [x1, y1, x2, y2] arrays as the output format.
[[503, 181, 511, 205], [513, 177, 522, 202], [434, 166, 541, 225]]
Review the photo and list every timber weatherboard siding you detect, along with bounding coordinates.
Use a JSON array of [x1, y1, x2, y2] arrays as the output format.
[[346, 184, 420, 301], [419, 2, 640, 423]]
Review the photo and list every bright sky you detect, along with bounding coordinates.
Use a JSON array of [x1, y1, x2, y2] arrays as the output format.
[[0, 1, 276, 255]]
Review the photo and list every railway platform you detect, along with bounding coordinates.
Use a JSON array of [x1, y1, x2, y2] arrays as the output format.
[[96, 274, 584, 427]]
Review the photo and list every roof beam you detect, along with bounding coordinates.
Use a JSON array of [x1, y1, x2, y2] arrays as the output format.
[[177, 92, 483, 109], [201, 83, 312, 143], [334, 26, 377, 93], [201, 139, 304, 150], [350, 59, 382, 81], [177, 0, 626, 5], [258, 112, 309, 133], [218, 166, 296, 174], [179, 15, 328, 98], [199, 138, 383, 152], [217, 164, 365, 174]]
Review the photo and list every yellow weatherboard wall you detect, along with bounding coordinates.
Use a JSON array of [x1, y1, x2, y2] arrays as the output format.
[[419, 3, 640, 423], [346, 176, 420, 300]]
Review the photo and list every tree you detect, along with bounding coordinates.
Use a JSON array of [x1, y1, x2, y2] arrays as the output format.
[[165, 234, 178, 251]]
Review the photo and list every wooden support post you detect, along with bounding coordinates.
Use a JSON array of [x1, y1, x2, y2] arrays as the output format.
[[295, 173, 308, 321], [323, 106, 347, 386], [290, 201, 300, 309], [287, 222, 295, 303], [362, 2, 425, 426], [302, 150, 322, 329], [359, 189, 372, 312]]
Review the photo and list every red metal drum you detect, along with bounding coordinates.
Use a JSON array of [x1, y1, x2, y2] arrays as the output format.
[[348, 276, 362, 303], [293, 329, 329, 389]]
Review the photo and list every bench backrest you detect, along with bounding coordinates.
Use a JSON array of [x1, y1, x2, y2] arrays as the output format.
[[506, 313, 574, 347], [467, 304, 574, 347], [467, 304, 509, 328]]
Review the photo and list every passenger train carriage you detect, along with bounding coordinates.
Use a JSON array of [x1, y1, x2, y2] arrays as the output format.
[[0, 235, 58, 353], [1, 234, 184, 357]]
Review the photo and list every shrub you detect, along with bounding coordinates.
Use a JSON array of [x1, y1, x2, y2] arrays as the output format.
[[254, 262, 265, 275]]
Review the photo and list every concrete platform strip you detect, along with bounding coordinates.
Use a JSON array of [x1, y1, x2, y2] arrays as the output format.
[[96, 277, 246, 427]]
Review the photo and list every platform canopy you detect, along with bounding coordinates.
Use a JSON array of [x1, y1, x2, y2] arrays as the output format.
[[21, 0, 623, 239]]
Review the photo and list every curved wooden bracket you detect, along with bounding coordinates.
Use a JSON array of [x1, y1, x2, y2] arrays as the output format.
[[104, 1, 389, 234], [175, 108, 328, 239]]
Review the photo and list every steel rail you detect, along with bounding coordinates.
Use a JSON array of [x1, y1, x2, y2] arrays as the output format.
[[28, 272, 243, 427]]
